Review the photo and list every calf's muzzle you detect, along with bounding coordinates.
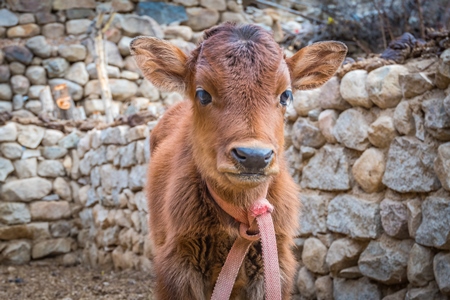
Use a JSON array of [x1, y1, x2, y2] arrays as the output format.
[[231, 147, 274, 173]]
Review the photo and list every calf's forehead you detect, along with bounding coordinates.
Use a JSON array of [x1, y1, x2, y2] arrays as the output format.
[[191, 26, 290, 98]]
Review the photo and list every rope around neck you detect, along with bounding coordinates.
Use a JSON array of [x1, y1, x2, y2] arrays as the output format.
[[207, 183, 282, 300]]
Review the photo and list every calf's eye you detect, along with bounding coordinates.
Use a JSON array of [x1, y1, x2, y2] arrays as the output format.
[[196, 88, 212, 106], [280, 90, 293, 106]]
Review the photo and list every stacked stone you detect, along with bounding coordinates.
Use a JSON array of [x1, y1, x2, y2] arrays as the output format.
[[0, 0, 205, 121], [288, 50, 450, 299], [75, 122, 155, 271], [0, 121, 81, 266]]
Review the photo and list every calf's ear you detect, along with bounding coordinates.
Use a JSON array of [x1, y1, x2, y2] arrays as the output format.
[[286, 41, 347, 90], [130, 36, 188, 94]]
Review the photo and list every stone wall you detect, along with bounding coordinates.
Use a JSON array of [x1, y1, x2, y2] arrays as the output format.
[[284, 51, 450, 299], [1, 1, 450, 299]]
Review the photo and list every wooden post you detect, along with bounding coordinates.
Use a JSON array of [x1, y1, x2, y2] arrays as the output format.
[[93, 12, 116, 124], [52, 83, 77, 120]]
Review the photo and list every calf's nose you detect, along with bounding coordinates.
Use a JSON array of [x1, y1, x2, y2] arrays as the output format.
[[231, 147, 274, 172]]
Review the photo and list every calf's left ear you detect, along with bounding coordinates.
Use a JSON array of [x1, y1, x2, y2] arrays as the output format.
[[130, 36, 188, 94], [286, 41, 347, 90]]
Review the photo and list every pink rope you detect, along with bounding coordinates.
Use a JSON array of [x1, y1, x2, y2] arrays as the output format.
[[208, 183, 281, 300]]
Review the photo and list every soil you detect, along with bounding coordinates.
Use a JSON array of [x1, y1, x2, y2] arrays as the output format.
[[0, 264, 155, 300]]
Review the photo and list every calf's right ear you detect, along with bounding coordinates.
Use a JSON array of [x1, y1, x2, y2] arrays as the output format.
[[130, 36, 188, 94]]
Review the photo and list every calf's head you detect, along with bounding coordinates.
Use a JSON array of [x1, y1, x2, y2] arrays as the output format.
[[131, 23, 346, 191]]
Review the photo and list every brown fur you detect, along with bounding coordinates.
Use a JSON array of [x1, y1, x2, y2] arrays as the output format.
[[131, 23, 346, 299]]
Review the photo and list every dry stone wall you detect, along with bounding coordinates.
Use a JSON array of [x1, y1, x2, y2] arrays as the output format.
[[1, 1, 450, 299]]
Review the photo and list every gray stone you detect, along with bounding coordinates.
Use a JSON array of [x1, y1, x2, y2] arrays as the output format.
[[66, 19, 91, 35], [42, 129, 64, 146], [6, 23, 40, 38], [383, 137, 440, 192], [327, 194, 381, 239], [58, 131, 80, 149], [19, 13, 35, 25], [333, 277, 381, 300], [25, 66, 46, 85], [85, 79, 138, 101], [28, 85, 45, 99], [18, 124, 46, 148], [8, 0, 52, 12], [423, 97, 450, 140], [435, 143, 450, 191], [65, 8, 95, 20], [0, 142, 23, 159], [380, 199, 409, 239], [53, 0, 96, 10], [120, 15, 164, 38], [367, 65, 409, 109], [10, 61, 26, 75], [137, 79, 160, 101], [35, 12, 56, 24], [407, 243, 435, 287], [220, 11, 246, 24], [164, 25, 193, 42], [318, 77, 350, 110], [382, 289, 407, 300], [25, 99, 42, 115], [315, 275, 333, 300], [302, 237, 329, 274], [64, 62, 89, 86], [10, 75, 30, 95], [0, 157, 14, 181], [406, 281, 447, 300], [296, 267, 316, 299], [105, 40, 124, 68], [12, 94, 24, 110], [416, 196, 450, 250], [13, 158, 37, 179], [38, 160, 65, 177], [41, 23, 65, 39], [30, 201, 71, 221], [0, 202, 30, 224], [301, 145, 350, 191], [0, 83, 12, 100], [50, 220, 72, 238], [136, 2, 188, 25], [292, 88, 321, 117], [407, 199, 422, 239], [42, 146, 68, 159], [31, 238, 72, 259], [352, 148, 386, 193], [100, 164, 128, 195], [43, 58, 69, 78], [58, 44, 87, 62], [3, 45, 33, 65], [86, 63, 120, 79], [118, 36, 132, 56], [0, 122, 17, 142], [338, 266, 362, 279], [101, 125, 129, 145], [368, 116, 397, 148], [298, 194, 331, 236], [0, 240, 31, 264], [326, 238, 366, 276], [394, 101, 415, 135], [333, 109, 370, 151], [185, 7, 220, 31], [340, 70, 372, 108], [129, 164, 146, 191], [0, 9, 19, 27], [292, 118, 326, 149], [0, 65, 11, 82], [1, 177, 52, 202], [359, 234, 414, 284], [400, 72, 434, 98], [25, 35, 51, 58], [48, 79, 83, 101], [0, 101, 12, 113], [434, 252, 450, 295]]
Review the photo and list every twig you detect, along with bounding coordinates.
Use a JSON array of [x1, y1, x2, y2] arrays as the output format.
[[416, 0, 425, 39], [353, 37, 372, 56], [374, 1, 387, 49]]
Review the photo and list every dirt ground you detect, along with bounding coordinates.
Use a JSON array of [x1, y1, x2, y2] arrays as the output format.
[[0, 264, 155, 300]]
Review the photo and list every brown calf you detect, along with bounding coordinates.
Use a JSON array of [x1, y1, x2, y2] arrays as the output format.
[[131, 23, 346, 299]]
